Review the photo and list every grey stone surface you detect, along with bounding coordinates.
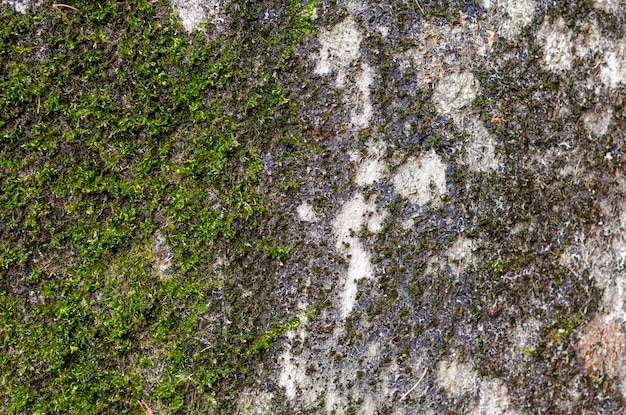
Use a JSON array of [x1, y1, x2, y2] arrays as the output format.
[[170, 0, 626, 413], [261, 1, 625, 413]]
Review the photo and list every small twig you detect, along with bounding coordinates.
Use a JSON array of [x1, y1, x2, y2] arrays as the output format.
[[414, 0, 425, 14], [138, 400, 154, 415], [52, 3, 78, 30], [399, 367, 428, 401]]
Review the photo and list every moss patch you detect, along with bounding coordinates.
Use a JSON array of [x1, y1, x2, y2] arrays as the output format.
[[0, 0, 316, 413]]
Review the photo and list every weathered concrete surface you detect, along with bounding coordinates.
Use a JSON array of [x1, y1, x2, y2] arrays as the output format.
[[277, 1, 625, 413], [160, 0, 626, 413], [256, 1, 625, 413], [8, 0, 625, 413]]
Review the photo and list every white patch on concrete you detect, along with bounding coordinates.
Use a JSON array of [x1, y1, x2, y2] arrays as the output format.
[[512, 318, 541, 353], [2, 0, 40, 13], [432, 72, 479, 115], [432, 73, 497, 171], [355, 157, 387, 186], [396, 17, 493, 88], [340, 244, 371, 318], [315, 17, 362, 87], [236, 388, 274, 415], [296, 201, 319, 223], [366, 341, 380, 359], [454, 113, 499, 172], [397, 25, 489, 89], [380, 358, 402, 402], [472, 379, 517, 415], [367, 208, 387, 234], [324, 383, 341, 413], [277, 321, 313, 402], [400, 217, 415, 230], [496, 0, 537, 40], [573, 22, 625, 89], [332, 193, 386, 318], [447, 237, 475, 276], [583, 107, 613, 136], [594, 0, 624, 14], [171, 0, 223, 33], [355, 140, 388, 186], [437, 358, 478, 397], [377, 25, 389, 37], [360, 395, 379, 415], [333, 193, 373, 250], [392, 150, 447, 206], [351, 62, 376, 129], [278, 347, 307, 401], [599, 38, 626, 88], [346, 0, 369, 13], [439, 357, 518, 414], [479, 0, 535, 50], [575, 21, 606, 58], [537, 17, 574, 73], [314, 18, 375, 131]]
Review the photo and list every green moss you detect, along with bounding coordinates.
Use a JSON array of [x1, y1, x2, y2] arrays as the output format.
[[543, 311, 585, 345], [0, 0, 317, 413]]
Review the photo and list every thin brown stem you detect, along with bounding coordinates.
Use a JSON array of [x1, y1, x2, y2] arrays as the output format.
[[138, 400, 154, 415], [52, 3, 78, 30]]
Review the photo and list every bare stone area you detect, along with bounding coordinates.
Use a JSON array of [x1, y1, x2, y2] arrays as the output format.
[[268, 1, 626, 413]]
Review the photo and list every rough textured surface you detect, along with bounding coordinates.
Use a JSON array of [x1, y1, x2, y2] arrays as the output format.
[[2, 0, 626, 413], [268, 1, 626, 413]]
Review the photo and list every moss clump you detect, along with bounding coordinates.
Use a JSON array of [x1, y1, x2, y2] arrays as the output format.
[[0, 0, 316, 413]]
